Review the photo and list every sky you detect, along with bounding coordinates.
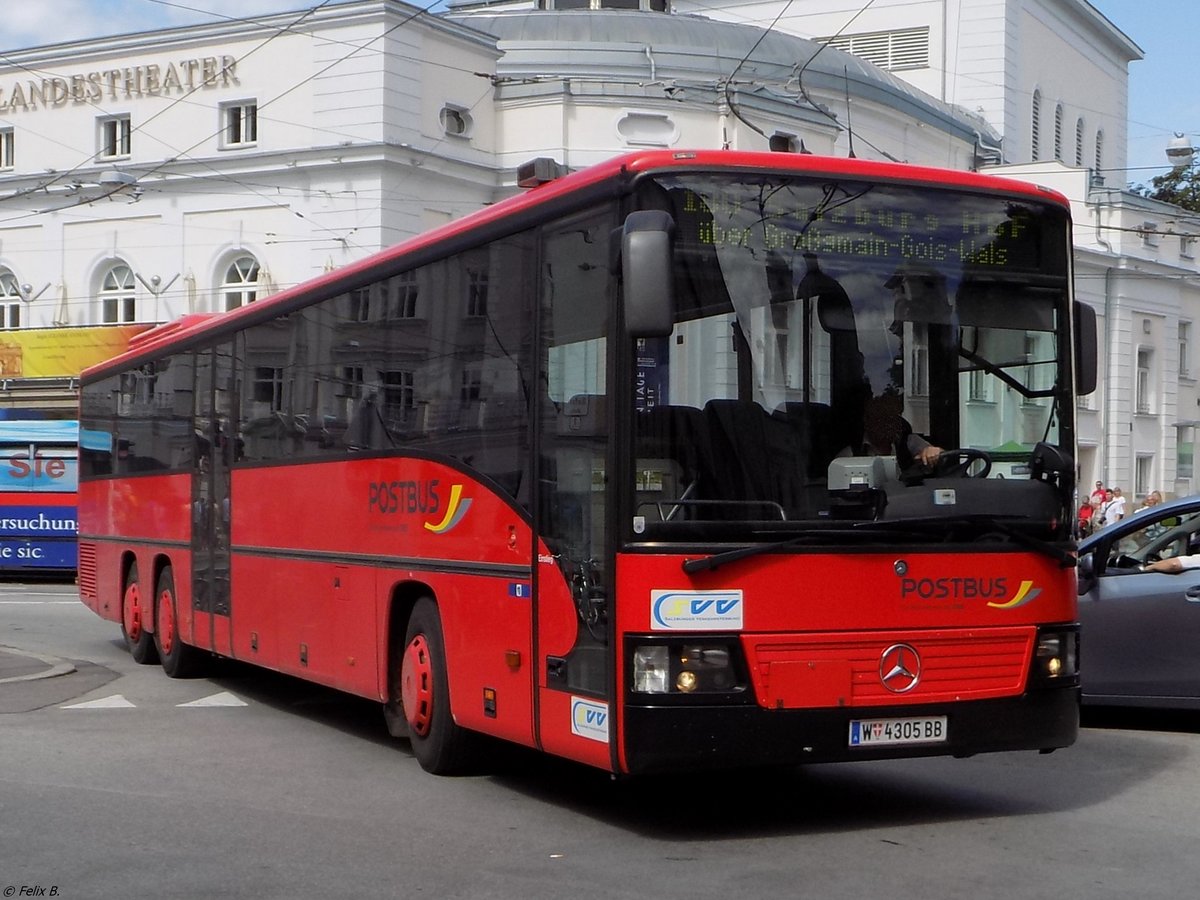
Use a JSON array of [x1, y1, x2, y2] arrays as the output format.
[[0, 0, 1194, 188]]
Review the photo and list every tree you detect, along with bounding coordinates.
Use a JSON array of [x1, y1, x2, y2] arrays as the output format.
[[1132, 164, 1200, 212]]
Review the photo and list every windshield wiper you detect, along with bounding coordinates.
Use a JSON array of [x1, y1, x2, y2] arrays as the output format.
[[681, 529, 873, 574], [853, 515, 1076, 567], [681, 515, 1075, 574]]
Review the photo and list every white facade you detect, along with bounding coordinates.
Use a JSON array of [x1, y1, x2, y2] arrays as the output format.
[[0, 2, 501, 331], [666, 0, 1140, 178]]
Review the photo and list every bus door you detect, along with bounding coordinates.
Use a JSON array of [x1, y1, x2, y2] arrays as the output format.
[[191, 342, 236, 656], [534, 210, 615, 766]]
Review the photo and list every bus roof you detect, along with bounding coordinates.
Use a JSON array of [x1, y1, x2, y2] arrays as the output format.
[[81, 149, 1070, 382]]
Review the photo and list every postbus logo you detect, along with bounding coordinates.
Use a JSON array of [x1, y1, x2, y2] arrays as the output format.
[[570, 697, 610, 743], [423, 483, 472, 534], [986, 579, 1042, 610], [368, 479, 472, 534], [650, 589, 744, 631]]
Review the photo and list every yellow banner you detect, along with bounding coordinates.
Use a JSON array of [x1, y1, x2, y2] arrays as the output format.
[[0, 325, 154, 378]]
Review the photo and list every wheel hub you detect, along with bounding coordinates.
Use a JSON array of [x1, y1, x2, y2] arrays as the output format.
[[400, 635, 434, 736]]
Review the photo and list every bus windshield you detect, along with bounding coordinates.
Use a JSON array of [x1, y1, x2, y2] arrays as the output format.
[[629, 172, 1074, 538]]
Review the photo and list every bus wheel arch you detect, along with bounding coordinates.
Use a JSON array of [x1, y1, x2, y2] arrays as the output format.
[[153, 563, 206, 679], [386, 589, 480, 775], [383, 581, 427, 739], [120, 555, 158, 665]]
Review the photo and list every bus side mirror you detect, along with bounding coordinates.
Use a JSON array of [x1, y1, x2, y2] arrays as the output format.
[[621, 210, 675, 338], [1074, 300, 1097, 396]]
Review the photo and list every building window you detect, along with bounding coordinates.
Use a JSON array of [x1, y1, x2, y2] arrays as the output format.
[[440, 105, 472, 138], [222, 256, 260, 310], [1136, 455, 1153, 497], [1095, 130, 1105, 172], [1075, 118, 1085, 166], [222, 102, 257, 147], [381, 370, 415, 425], [338, 366, 364, 399], [910, 343, 929, 397], [390, 273, 419, 319], [1182, 235, 1196, 260], [1140, 222, 1159, 248], [968, 368, 990, 402], [0, 129, 13, 169], [349, 287, 372, 322], [1179, 427, 1195, 480], [467, 268, 488, 317], [100, 263, 136, 323], [253, 366, 283, 411], [461, 367, 482, 407], [0, 271, 20, 329], [1031, 90, 1041, 160], [822, 27, 930, 71], [1136, 347, 1152, 413], [1181, 321, 1192, 377], [99, 115, 131, 159], [1053, 104, 1063, 160]]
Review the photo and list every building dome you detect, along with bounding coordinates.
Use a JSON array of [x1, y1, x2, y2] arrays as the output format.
[[446, 8, 995, 150]]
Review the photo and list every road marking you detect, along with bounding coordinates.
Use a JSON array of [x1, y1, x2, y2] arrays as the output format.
[[62, 694, 136, 709], [177, 691, 248, 708], [0, 601, 79, 607]]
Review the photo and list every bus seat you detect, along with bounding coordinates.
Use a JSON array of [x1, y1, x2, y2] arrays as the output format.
[[782, 401, 844, 477], [635, 404, 714, 500], [704, 399, 810, 517]]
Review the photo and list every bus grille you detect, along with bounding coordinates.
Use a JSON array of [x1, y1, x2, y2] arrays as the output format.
[[78, 542, 98, 601], [746, 627, 1034, 709]]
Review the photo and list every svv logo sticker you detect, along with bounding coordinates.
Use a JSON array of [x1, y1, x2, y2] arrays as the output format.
[[650, 589, 744, 631], [570, 697, 610, 743]]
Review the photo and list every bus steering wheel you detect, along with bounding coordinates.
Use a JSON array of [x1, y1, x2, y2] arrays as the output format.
[[932, 448, 992, 478]]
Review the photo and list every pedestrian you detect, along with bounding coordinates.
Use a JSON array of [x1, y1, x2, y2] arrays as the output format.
[[1134, 490, 1163, 514], [1090, 480, 1107, 505], [1078, 500, 1095, 536], [1108, 487, 1127, 523]]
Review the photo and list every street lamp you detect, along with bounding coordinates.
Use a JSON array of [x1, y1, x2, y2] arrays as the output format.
[[1167, 133, 1196, 170]]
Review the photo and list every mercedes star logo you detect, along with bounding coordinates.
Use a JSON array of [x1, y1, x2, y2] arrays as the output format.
[[879, 643, 922, 693]]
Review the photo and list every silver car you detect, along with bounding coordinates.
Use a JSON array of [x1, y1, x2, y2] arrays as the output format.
[[1077, 494, 1200, 708]]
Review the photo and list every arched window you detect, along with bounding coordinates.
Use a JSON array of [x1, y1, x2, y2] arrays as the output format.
[[1075, 118, 1085, 166], [222, 255, 260, 311], [0, 269, 20, 329], [1095, 130, 1105, 174], [100, 263, 136, 324], [1054, 104, 1064, 160], [1031, 90, 1041, 161]]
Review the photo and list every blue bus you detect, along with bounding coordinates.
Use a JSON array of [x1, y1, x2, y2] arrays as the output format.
[[0, 419, 78, 575]]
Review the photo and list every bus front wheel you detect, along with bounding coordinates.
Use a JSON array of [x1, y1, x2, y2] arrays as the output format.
[[399, 599, 478, 775], [154, 567, 206, 679], [121, 562, 158, 665]]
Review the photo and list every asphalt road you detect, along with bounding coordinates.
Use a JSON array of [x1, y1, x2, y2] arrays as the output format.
[[2, 581, 1199, 900]]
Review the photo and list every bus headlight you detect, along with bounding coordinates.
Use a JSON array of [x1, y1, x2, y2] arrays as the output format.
[[1032, 628, 1079, 684], [633, 645, 670, 693], [631, 641, 742, 694]]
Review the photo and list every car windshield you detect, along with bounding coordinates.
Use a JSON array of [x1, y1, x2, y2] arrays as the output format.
[[628, 171, 1074, 540], [1109, 508, 1200, 563]]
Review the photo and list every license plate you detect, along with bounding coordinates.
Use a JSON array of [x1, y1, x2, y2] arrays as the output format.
[[848, 716, 948, 747]]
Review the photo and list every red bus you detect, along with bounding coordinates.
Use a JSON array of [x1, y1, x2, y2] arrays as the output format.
[[78, 150, 1091, 775]]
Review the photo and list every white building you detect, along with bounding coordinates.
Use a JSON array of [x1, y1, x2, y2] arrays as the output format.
[[1, 0, 1193, 500]]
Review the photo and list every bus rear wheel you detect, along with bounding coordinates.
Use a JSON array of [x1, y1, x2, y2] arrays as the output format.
[[154, 567, 206, 678], [121, 562, 158, 665], [398, 599, 479, 775]]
